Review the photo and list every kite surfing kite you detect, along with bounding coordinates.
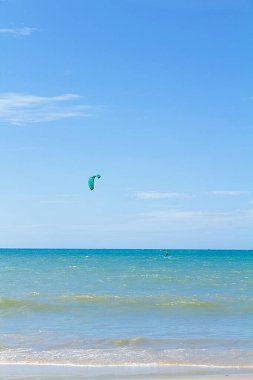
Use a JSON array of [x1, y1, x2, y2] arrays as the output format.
[[88, 174, 101, 191]]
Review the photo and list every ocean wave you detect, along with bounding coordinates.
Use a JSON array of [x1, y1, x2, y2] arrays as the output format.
[[0, 297, 64, 312], [60, 294, 253, 311], [1, 294, 253, 313]]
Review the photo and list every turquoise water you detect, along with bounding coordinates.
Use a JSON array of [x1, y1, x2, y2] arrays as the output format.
[[0, 249, 253, 367]]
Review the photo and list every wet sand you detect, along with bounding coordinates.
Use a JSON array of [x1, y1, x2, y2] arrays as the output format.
[[0, 364, 253, 380]]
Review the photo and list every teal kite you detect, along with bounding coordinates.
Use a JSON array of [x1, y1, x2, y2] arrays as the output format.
[[88, 174, 101, 191]]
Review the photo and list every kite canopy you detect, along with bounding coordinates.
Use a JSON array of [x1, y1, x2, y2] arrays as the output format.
[[88, 174, 101, 191]]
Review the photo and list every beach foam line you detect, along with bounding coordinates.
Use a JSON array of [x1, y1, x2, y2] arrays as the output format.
[[0, 361, 253, 369], [1, 345, 253, 367]]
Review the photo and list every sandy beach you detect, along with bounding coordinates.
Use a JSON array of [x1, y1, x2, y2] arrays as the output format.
[[0, 364, 253, 380]]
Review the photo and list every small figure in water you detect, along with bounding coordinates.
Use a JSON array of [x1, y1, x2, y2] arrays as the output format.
[[165, 250, 169, 257]]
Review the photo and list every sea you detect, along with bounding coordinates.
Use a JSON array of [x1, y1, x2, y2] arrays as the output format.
[[0, 249, 253, 378]]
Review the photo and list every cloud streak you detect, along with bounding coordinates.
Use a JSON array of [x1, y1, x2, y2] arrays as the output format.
[[38, 195, 81, 204], [135, 191, 190, 199], [208, 190, 251, 196], [135, 190, 251, 200], [0, 93, 96, 125], [139, 208, 253, 228], [0, 27, 36, 37]]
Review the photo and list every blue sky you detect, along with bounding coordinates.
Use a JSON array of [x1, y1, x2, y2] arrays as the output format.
[[0, 0, 253, 249]]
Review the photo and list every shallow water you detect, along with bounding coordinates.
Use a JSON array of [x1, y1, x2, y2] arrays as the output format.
[[0, 249, 253, 367]]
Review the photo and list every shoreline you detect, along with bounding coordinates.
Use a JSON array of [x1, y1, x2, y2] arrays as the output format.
[[0, 363, 253, 379]]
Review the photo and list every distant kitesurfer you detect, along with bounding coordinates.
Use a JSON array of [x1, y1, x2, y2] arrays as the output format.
[[165, 250, 169, 257]]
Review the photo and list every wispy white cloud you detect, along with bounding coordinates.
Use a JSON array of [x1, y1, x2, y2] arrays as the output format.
[[64, 208, 253, 235], [208, 190, 251, 196], [0, 93, 96, 125], [0, 27, 36, 37], [139, 209, 253, 227], [38, 195, 81, 204], [135, 190, 251, 200], [135, 191, 190, 200]]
